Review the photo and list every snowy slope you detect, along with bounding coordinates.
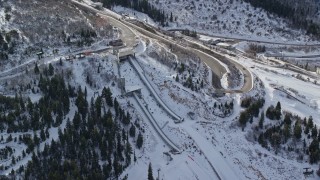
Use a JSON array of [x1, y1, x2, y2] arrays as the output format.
[[147, 0, 315, 43]]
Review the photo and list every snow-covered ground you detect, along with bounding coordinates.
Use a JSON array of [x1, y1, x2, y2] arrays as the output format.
[[1, 37, 319, 180], [113, 6, 157, 27], [249, 63, 320, 124], [128, 38, 320, 179], [147, 0, 315, 43], [1, 0, 320, 178], [119, 57, 221, 180]]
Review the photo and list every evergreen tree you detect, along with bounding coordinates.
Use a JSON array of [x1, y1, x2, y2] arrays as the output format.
[[137, 132, 143, 149], [249, 116, 253, 124], [102, 87, 113, 107], [12, 156, 16, 165], [258, 133, 266, 147], [40, 129, 46, 141], [48, 64, 54, 76], [134, 151, 137, 163], [308, 116, 314, 129], [75, 89, 88, 118], [283, 124, 291, 142], [175, 74, 179, 82], [129, 124, 136, 137], [34, 63, 40, 74], [114, 98, 119, 116], [275, 101, 281, 119], [239, 111, 248, 127], [309, 139, 320, 164], [305, 126, 310, 135], [284, 114, 292, 125], [294, 121, 302, 139], [259, 112, 264, 129], [311, 125, 318, 139], [148, 162, 154, 180]]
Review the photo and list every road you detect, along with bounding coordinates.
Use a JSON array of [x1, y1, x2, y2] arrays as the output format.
[[121, 19, 253, 93], [121, 20, 227, 85], [121, 20, 253, 93], [0, 1, 136, 80], [265, 53, 320, 58], [183, 37, 253, 93], [0, 46, 111, 80], [72, 0, 137, 48], [72, 0, 255, 93], [72, 1, 230, 89], [168, 29, 320, 47]]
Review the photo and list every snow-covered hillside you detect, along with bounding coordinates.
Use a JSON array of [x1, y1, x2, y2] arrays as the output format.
[[0, 0, 114, 75], [148, 0, 314, 43], [0, 0, 320, 179]]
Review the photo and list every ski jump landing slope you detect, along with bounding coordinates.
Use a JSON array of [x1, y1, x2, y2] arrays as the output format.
[[129, 57, 183, 123]]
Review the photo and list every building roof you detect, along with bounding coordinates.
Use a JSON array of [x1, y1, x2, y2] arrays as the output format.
[[125, 85, 141, 93], [216, 42, 231, 47], [119, 49, 134, 58]]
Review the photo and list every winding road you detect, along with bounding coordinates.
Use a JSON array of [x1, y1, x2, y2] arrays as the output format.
[[168, 29, 320, 47], [72, 0, 252, 93]]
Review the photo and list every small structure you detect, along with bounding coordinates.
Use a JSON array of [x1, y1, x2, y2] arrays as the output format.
[[303, 168, 314, 177], [109, 39, 124, 47], [79, 54, 85, 59], [163, 152, 173, 162], [213, 89, 225, 97], [117, 77, 141, 95], [66, 56, 71, 61], [187, 112, 196, 120], [125, 85, 142, 96], [316, 66, 320, 75], [208, 39, 221, 45], [119, 49, 135, 61], [36, 51, 44, 59], [76, 53, 85, 59], [216, 42, 235, 50]]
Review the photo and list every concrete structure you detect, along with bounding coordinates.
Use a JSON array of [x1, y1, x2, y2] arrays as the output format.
[[187, 112, 196, 120], [117, 77, 141, 95], [119, 49, 135, 61], [113, 48, 135, 61], [316, 66, 320, 75], [129, 57, 183, 123], [125, 85, 141, 96], [216, 42, 235, 50], [133, 92, 181, 153], [208, 39, 221, 45]]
